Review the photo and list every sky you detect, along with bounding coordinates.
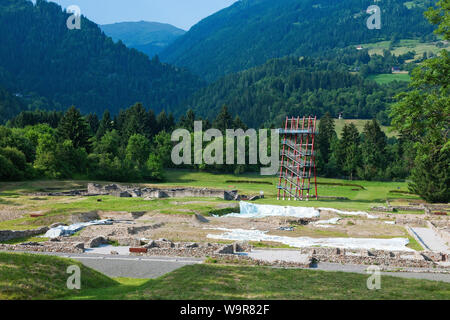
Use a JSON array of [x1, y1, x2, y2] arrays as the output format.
[[44, 0, 238, 30]]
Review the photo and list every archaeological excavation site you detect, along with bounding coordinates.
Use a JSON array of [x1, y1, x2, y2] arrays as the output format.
[[0, 179, 448, 276]]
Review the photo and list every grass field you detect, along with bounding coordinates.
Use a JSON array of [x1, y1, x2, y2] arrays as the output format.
[[361, 39, 447, 60], [1, 252, 449, 300], [368, 73, 411, 84], [331, 119, 396, 138]]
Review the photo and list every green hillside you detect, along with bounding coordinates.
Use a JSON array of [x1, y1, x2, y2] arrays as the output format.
[[0, 86, 27, 124], [101, 21, 186, 57], [161, 0, 436, 81], [184, 55, 408, 127], [0, 0, 203, 118]]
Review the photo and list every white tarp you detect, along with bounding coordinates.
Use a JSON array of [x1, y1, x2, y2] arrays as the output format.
[[44, 219, 113, 238], [207, 228, 413, 251], [319, 208, 378, 219], [314, 217, 341, 225], [221, 201, 320, 219]]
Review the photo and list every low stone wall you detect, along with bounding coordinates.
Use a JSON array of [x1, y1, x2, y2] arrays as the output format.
[[0, 227, 49, 242], [0, 242, 84, 254], [298, 246, 446, 268], [128, 240, 252, 258], [87, 183, 238, 200]]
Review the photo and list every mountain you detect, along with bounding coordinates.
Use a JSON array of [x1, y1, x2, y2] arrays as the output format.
[[183, 53, 409, 128], [160, 0, 436, 82], [0, 0, 203, 118], [101, 21, 186, 58], [0, 86, 27, 124]]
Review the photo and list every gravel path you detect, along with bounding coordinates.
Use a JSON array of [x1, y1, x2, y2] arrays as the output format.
[[410, 227, 449, 253]]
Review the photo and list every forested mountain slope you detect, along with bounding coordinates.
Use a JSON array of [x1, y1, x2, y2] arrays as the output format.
[[184, 54, 409, 127], [0, 86, 27, 124], [161, 0, 436, 81], [101, 21, 186, 58], [0, 0, 203, 117]]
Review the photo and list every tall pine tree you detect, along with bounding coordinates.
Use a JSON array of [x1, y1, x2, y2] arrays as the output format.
[[57, 106, 90, 150]]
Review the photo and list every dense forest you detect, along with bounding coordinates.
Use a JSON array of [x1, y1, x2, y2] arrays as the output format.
[[184, 52, 409, 127], [0, 105, 413, 184], [0, 86, 27, 124], [0, 0, 203, 118], [161, 0, 436, 81]]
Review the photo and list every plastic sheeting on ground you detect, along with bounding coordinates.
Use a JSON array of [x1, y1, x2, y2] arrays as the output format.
[[314, 217, 341, 225], [319, 208, 378, 219], [44, 219, 113, 238], [207, 228, 413, 251], [220, 201, 320, 219]]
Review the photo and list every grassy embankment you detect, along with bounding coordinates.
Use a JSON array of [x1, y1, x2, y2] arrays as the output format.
[[0, 252, 448, 300]]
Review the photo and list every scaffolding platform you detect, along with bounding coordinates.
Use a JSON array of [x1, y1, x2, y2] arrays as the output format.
[[277, 116, 318, 201]]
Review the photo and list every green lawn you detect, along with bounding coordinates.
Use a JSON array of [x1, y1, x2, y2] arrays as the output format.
[[0, 252, 448, 300], [361, 39, 447, 60], [368, 73, 411, 85], [331, 119, 396, 138]]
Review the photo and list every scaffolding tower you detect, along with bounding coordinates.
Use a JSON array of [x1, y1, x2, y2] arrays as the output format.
[[277, 116, 318, 201]]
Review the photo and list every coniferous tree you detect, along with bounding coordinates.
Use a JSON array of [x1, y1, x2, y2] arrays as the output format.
[[179, 109, 196, 131], [232, 115, 248, 130], [57, 106, 90, 150], [339, 123, 360, 180], [96, 110, 114, 139], [86, 113, 99, 137], [317, 112, 336, 174], [359, 119, 387, 180], [213, 105, 233, 132]]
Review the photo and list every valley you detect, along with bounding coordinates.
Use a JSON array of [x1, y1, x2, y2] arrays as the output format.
[[0, 0, 448, 305]]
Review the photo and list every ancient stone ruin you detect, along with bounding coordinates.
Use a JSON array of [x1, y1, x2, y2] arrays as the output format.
[[87, 183, 239, 200]]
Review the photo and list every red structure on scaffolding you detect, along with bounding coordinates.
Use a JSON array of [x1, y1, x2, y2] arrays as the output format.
[[277, 116, 318, 201]]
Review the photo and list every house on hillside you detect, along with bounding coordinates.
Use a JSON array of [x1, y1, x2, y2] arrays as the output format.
[[391, 66, 401, 73]]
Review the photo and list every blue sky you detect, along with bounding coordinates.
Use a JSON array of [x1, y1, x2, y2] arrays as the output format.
[[44, 0, 238, 30]]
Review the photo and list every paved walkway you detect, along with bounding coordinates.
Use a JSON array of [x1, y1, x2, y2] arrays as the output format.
[[247, 250, 310, 264], [410, 227, 449, 253], [25, 251, 202, 279]]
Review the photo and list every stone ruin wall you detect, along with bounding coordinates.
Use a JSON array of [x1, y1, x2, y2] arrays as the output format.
[[0, 227, 49, 242], [87, 183, 238, 200]]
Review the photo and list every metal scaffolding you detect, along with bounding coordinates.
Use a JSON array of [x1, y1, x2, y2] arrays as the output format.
[[277, 116, 318, 201]]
